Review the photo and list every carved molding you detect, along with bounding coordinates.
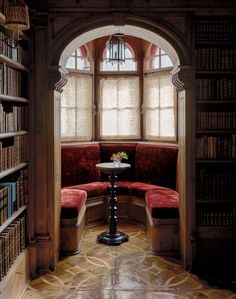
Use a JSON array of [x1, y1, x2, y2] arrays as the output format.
[[30, 9, 49, 28], [48, 66, 68, 93], [112, 12, 127, 25], [171, 65, 192, 92]]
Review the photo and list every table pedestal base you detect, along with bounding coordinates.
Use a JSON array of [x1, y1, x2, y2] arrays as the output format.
[[97, 231, 129, 245]]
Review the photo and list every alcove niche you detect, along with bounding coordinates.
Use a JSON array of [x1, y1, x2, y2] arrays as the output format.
[[44, 21, 194, 275]]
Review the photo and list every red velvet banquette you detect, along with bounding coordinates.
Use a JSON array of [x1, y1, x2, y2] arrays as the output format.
[[60, 143, 179, 257]]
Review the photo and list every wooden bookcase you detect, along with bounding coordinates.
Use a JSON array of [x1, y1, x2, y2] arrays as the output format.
[[194, 16, 236, 285], [0, 12, 30, 299]]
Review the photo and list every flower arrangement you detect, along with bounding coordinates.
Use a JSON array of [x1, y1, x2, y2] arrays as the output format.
[[110, 151, 128, 162]]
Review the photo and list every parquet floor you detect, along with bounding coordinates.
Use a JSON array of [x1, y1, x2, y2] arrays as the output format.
[[22, 224, 236, 299]]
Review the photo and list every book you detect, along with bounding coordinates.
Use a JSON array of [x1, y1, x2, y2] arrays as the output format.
[[0, 182, 16, 217]]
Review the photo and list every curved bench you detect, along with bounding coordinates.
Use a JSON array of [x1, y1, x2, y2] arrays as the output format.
[[145, 188, 179, 256], [60, 188, 87, 255], [60, 142, 179, 256]]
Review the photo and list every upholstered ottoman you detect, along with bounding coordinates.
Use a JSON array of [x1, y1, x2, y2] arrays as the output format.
[[60, 188, 87, 255], [145, 188, 179, 256]]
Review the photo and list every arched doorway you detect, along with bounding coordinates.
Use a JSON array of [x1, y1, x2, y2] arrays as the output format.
[[43, 16, 194, 275]]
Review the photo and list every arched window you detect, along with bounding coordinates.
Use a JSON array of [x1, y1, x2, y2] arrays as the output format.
[[99, 42, 140, 139], [61, 46, 92, 141], [66, 46, 91, 71], [144, 44, 176, 140], [101, 43, 137, 71], [147, 44, 173, 70], [61, 40, 177, 142]]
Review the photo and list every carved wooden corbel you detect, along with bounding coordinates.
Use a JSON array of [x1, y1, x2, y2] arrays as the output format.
[[48, 66, 68, 93], [171, 65, 192, 92]]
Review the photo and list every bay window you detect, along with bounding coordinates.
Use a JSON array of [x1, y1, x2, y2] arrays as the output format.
[[61, 41, 176, 143]]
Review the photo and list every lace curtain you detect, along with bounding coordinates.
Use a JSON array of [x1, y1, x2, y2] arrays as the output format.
[[61, 74, 92, 141], [100, 76, 140, 139], [144, 72, 176, 140]]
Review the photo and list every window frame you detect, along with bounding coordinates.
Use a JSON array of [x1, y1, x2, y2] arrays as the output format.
[[61, 42, 178, 144], [61, 72, 94, 143], [143, 70, 177, 142], [66, 47, 91, 72], [99, 74, 141, 141]]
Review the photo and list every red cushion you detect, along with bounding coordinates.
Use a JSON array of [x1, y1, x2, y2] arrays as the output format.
[[135, 144, 178, 190], [61, 144, 101, 187], [102, 181, 134, 195], [61, 188, 87, 219], [145, 188, 179, 219], [68, 182, 110, 198], [129, 182, 166, 198]]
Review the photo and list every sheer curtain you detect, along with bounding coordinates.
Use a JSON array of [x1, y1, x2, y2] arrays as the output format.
[[100, 76, 140, 139], [144, 72, 176, 140], [61, 73, 92, 141]]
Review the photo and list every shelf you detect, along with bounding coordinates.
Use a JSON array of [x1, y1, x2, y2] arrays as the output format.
[[0, 54, 28, 72], [196, 100, 236, 104], [0, 130, 28, 139], [197, 226, 236, 239], [0, 162, 28, 179], [0, 248, 29, 298], [0, 205, 27, 234], [197, 200, 236, 203], [196, 130, 236, 134], [0, 94, 28, 103], [196, 160, 236, 164], [195, 41, 236, 46], [196, 70, 236, 75]]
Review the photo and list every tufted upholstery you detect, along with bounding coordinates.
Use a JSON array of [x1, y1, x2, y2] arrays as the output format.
[[61, 143, 178, 218], [145, 188, 179, 219], [60, 143, 179, 257], [111, 181, 134, 195], [61, 144, 101, 187], [61, 188, 87, 219], [128, 182, 166, 198], [68, 182, 110, 198], [135, 143, 178, 190]]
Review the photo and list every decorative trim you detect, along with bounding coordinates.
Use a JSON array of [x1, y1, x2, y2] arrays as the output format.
[[171, 65, 192, 92], [48, 66, 68, 92]]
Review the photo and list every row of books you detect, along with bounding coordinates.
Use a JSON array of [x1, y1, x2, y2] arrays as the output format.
[[0, 168, 29, 225], [196, 78, 236, 100], [0, 31, 28, 66], [197, 207, 236, 227], [196, 134, 236, 159], [196, 112, 236, 130], [197, 170, 236, 201], [0, 135, 29, 172], [0, 63, 24, 97], [195, 48, 236, 70], [0, 214, 25, 281], [195, 20, 235, 41], [0, 104, 28, 133]]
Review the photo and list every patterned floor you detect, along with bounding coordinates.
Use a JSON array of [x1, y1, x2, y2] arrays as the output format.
[[22, 224, 236, 299]]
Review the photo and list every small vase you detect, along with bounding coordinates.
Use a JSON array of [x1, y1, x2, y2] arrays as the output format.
[[113, 159, 121, 166]]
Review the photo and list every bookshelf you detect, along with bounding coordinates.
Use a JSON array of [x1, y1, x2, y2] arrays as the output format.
[[0, 11, 30, 298], [194, 16, 236, 283]]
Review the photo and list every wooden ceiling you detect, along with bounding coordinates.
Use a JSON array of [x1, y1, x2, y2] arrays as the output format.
[[29, 0, 236, 12]]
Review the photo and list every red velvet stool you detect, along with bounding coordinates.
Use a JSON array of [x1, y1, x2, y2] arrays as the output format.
[[60, 188, 87, 255], [145, 188, 179, 256]]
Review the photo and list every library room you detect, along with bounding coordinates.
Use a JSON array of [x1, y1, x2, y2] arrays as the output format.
[[0, 0, 236, 298]]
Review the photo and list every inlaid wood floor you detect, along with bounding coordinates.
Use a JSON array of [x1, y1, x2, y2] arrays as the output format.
[[22, 224, 236, 299]]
